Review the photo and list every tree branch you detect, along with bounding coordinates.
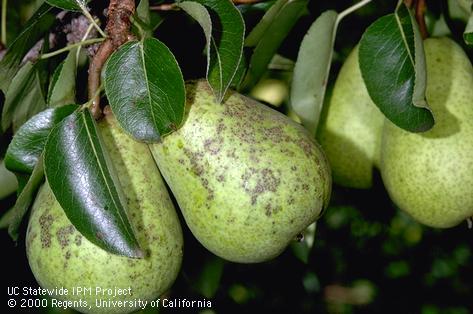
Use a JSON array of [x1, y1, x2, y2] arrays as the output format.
[[88, 0, 135, 120]]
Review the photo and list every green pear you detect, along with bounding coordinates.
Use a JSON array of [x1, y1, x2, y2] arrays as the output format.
[[150, 80, 331, 263], [250, 78, 288, 107], [381, 37, 473, 228], [26, 113, 183, 314], [318, 45, 384, 189]]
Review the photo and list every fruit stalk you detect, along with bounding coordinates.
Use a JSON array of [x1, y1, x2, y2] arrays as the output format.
[[415, 0, 428, 39], [88, 0, 135, 120]]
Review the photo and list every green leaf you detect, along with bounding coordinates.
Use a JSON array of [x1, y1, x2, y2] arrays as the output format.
[[5, 105, 79, 174], [191, 0, 245, 102], [359, 2, 434, 133], [448, 0, 472, 22], [238, 1, 276, 20], [134, 0, 153, 39], [290, 10, 338, 136], [45, 0, 90, 11], [2, 61, 47, 132], [7, 157, 44, 241], [104, 39, 185, 142], [178, 1, 212, 80], [0, 3, 55, 92], [0, 207, 16, 229], [241, 0, 307, 91], [244, 0, 288, 47], [47, 49, 77, 107], [464, 12, 473, 45], [0, 160, 18, 200], [44, 109, 143, 257], [193, 257, 225, 298], [137, 0, 151, 24]]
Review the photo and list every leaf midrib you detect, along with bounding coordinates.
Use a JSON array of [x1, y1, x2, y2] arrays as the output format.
[[394, 10, 415, 68], [140, 41, 159, 132], [81, 112, 133, 241]]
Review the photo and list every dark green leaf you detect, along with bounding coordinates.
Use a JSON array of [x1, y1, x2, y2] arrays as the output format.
[[244, 0, 288, 47], [0, 207, 15, 229], [15, 173, 30, 195], [237, 0, 276, 14], [47, 49, 77, 107], [2, 61, 47, 132], [464, 12, 473, 45], [45, 0, 90, 11], [448, 0, 471, 22], [5, 105, 78, 174], [291, 10, 338, 136], [241, 0, 307, 91], [44, 109, 142, 257], [7, 157, 44, 240], [231, 52, 248, 89], [359, 2, 434, 132], [191, 0, 245, 102], [0, 160, 18, 200], [149, 12, 164, 31], [0, 3, 55, 92], [137, 0, 151, 24], [104, 39, 185, 142], [193, 257, 225, 298], [134, 0, 153, 39]]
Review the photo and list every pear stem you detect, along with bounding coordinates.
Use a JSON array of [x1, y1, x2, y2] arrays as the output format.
[[1, 0, 6, 45], [88, 0, 136, 120], [337, 0, 373, 24], [415, 0, 428, 39]]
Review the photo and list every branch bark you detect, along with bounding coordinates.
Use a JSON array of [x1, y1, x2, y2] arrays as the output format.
[[88, 0, 135, 120]]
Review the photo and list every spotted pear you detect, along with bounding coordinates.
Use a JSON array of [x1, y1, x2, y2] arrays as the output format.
[[26, 113, 183, 314], [381, 37, 473, 228], [150, 80, 331, 263], [318, 45, 384, 189]]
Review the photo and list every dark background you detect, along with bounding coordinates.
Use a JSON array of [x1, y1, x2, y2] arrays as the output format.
[[1, 0, 472, 313]]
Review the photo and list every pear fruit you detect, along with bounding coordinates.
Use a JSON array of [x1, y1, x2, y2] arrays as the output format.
[[150, 80, 331, 263], [250, 78, 289, 107], [381, 37, 473, 228], [318, 45, 384, 189], [26, 113, 183, 314]]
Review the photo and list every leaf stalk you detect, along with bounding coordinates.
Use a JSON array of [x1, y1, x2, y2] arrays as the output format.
[[337, 0, 373, 24], [40, 38, 105, 59]]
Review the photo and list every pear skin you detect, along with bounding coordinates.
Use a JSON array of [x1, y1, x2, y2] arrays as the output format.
[[381, 37, 473, 228], [26, 114, 183, 314], [150, 80, 331, 263], [318, 45, 384, 189]]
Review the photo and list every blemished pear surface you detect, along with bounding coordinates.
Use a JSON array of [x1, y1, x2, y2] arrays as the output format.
[[381, 37, 473, 228], [318, 45, 384, 189], [150, 80, 331, 263], [26, 114, 183, 314]]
